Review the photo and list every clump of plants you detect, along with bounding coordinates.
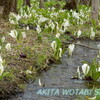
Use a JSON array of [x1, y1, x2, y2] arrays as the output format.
[[76, 59, 100, 81]]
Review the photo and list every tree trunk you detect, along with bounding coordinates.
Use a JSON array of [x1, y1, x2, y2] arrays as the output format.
[[3, 0, 13, 20], [23, 0, 31, 7], [39, 0, 44, 8], [80, 0, 91, 6], [63, 0, 77, 11], [91, 0, 99, 23], [11, 0, 17, 13]]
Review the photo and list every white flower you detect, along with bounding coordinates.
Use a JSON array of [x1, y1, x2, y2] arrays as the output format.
[[63, 19, 70, 27], [97, 50, 100, 58], [26, 26, 29, 30], [0, 64, 4, 76], [0, 55, 3, 64], [97, 44, 100, 58], [77, 30, 81, 38], [90, 27, 93, 32], [51, 7, 55, 10], [82, 64, 90, 75], [90, 27, 95, 40], [38, 17, 48, 24], [36, 25, 42, 33], [88, 96, 96, 100], [45, 24, 48, 29], [72, 11, 79, 19], [9, 30, 18, 39], [68, 44, 75, 56], [59, 48, 62, 57], [59, 29, 65, 34], [10, 13, 21, 21], [38, 79, 42, 86], [55, 22, 59, 33], [49, 20, 55, 30], [9, 19, 15, 24], [16, 14, 21, 21], [96, 67, 100, 72], [0, 46, 1, 50], [51, 41, 57, 51], [77, 66, 81, 78], [0, 56, 4, 76], [5, 43, 11, 51], [90, 31, 95, 40], [97, 44, 100, 50], [1, 37, 5, 43], [55, 33, 60, 38], [62, 19, 70, 31], [26, 70, 32, 74], [22, 32, 26, 38], [97, 62, 100, 73]]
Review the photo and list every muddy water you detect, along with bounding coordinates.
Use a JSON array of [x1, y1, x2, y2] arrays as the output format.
[[10, 40, 100, 100]]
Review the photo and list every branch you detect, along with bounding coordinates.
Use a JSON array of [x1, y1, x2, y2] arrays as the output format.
[[62, 41, 99, 50]]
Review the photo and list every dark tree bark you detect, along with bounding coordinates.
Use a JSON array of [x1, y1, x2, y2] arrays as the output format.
[[91, 0, 99, 23], [63, 0, 77, 11], [39, 0, 44, 8], [23, 0, 31, 7], [0, 0, 31, 20], [0, 0, 13, 20], [11, 0, 17, 13], [80, 0, 91, 6]]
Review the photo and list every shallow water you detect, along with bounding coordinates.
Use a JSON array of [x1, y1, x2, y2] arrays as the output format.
[[9, 40, 100, 100]]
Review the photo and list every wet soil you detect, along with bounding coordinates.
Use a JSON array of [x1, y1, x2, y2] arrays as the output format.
[[9, 40, 100, 100]]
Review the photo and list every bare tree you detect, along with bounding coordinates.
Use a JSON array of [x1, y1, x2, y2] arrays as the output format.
[[91, 0, 99, 23]]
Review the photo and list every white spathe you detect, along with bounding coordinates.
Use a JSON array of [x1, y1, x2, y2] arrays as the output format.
[[59, 48, 62, 57], [82, 64, 90, 75], [68, 44, 75, 56], [0, 55, 3, 64], [55, 22, 59, 33], [62, 19, 70, 31], [5, 43, 11, 51], [55, 33, 60, 38], [26, 26, 29, 30], [0, 46, 1, 50], [0, 64, 4, 76], [77, 30, 81, 38], [0, 55, 4, 76], [77, 66, 80, 78], [97, 44, 100, 58], [22, 32, 26, 38], [1, 37, 5, 43], [90, 31, 95, 40], [49, 20, 55, 30], [38, 79, 42, 86], [97, 44, 100, 49], [26, 70, 32, 74], [51, 41, 57, 51], [90, 27, 95, 40], [9, 30, 18, 39], [96, 67, 100, 72], [36, 25, 42, 33]]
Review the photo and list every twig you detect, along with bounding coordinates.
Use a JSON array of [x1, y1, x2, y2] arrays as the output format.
[[62, 41, 99, 50]]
